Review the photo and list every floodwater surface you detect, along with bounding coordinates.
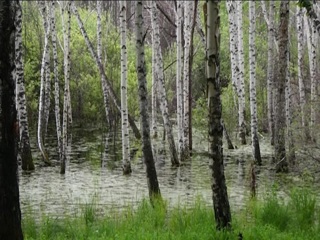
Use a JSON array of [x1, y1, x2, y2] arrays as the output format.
[[18, 127, 311, 218]]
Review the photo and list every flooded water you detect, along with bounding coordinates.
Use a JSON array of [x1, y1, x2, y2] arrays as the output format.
[[18, 126, 313, 218]]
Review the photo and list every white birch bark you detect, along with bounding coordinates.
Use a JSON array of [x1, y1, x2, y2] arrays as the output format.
[[305, 15, 317, 133], [226, 1, 239, 100], [297, 7, 310, 140], [15, 0, 35, 170], [51, 0, 62, 162], [151, 19, 158, 138], [37, 1, 51, 165], [237, 0, 246, 145], [249, 1, 261, 165], [60, 1, 72, 174], [176, 1, 183, 160], [97, 1, 111, 127], [182, 1, 194, 160], [150, 1, 179, 166], [120, 1, 131, 174]]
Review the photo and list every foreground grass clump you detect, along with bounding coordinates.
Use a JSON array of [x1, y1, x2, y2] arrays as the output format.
[[23, 190, 320, 240]]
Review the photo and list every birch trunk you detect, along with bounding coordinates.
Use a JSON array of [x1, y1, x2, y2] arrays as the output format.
[[97, 0, 111, 127], [51, 0, 62, 162], [267, 1, 275, 145], [135, 1, 161, 200], [305, 16, 317, 139], [120, 1, 131, 174], [72, 5, 141, 140], [15, 0, 35, 170], [226, 1, 239, 103], [297, 7, 310, 141], [274, 1, 289, 173], [182, 1, 194, 161], [206, 0, 231, 229], [176, 0, 183, 160], [37, 1, 50, 165], [60, 1, 72, 174], [249, 0, 262, 165], [151, 1, 179, 166], [237, 0, 246, 145], [151, 6, 158, 139]]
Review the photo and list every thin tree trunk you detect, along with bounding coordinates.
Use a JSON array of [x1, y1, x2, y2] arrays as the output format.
[[120, 1, 131, 174], [206, 0, 232, 230], [51, 0, 63, 163], [297, 7, 311, 140], [151, 1, 179, 166], [97, 0, 111, 127], [135, 1, 161, 200], [237, 0, 246, 145], [274, 1, 289, 173], [0, 1, 24, 237], [151, 23, 158, 138], [37, 1, 50, 165], [176, 0, 184, 160], [222, 120, 234, 150], [249, 0, 262, 165], [15, 0, 35, 170], [72, 5, 141, 140]]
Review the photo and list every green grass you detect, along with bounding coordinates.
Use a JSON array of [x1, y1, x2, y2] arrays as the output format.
[[23, 190, 320, 240]]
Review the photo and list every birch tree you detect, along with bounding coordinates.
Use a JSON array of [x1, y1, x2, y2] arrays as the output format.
[[249, 0, 261, 165], [297, 7, 310, 140], [237, 0, 246, 145], [120, 1, 131, 174], [135, 1, 161, 200], [261, 0, 276, 145], [206, 0, 231, 229], [15, 0, 35, 170], [151, 24, 158, 138], [72, 4, 142, 140], [97, 0, 111, 127], [60, 1, 72, 174], [305, 15, 317, 139], [274, 1, 289, 173], [176, 0, 183, 160], [181, 1, 194, 160], [0, 2, 24, 238], [51, 1, 63, 163], [37, 1, 51, 165], [150, 1, 179, 166]]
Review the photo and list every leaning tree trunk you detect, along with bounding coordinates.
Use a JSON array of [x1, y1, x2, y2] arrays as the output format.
[[297, 7, 310, 140], [206, 0, 232, 230], [249, 0, 262, 165], [237, 0, 246, 145], [150, 1, 179, 166], [97, 0, 111, 127], [72, 5, 142, 140], [0, 1, 24, 238], [176, 0, 183, 160], [15, 0, 35, 170], [120, 1, 131, 174], [274, 1, 289, 173], [135, 1, 161, 200], [37, 1, 51, 165]]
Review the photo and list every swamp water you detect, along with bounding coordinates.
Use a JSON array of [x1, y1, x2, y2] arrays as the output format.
[[18, 127, 311, 218]]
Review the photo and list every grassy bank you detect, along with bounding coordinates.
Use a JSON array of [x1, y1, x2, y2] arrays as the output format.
[[23, 189, 320, 240]]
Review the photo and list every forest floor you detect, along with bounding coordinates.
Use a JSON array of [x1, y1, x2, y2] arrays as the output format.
[[23, 188, 320, 240]]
